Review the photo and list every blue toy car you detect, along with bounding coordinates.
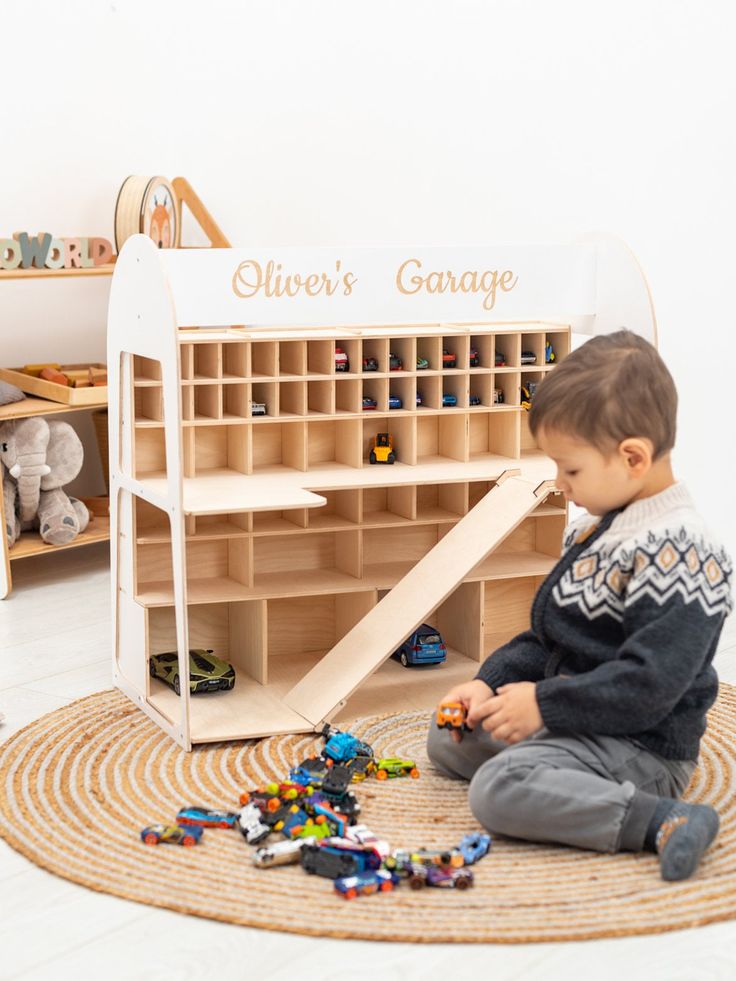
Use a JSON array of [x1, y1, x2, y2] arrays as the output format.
[[416, 391, 422, 406], [442, 393, 457, 407], [469, 394, 482, 406], [334, 869, 399, 898], [388, 394, 402, 409], [458, 832, 492, 865], [141, 823, 203, 847], [176, 806, 239, 829], [392, 624, 446, 667], [323, 731, 374, 763]]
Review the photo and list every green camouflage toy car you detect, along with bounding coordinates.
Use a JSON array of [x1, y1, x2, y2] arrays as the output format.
[[375, 758, 420, 780], [149, 649, 235, 695]]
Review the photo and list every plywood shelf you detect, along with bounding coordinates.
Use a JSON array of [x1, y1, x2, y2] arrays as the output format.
[[0, 263, 116, 280], [9, 512, 110, 560]]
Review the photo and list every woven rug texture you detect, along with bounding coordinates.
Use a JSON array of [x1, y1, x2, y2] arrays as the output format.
[[1, 687, 736, 943]]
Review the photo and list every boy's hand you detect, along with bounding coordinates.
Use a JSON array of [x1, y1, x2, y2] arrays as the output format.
[[436, 679, 492, 742], [469, 682, 543, 744]]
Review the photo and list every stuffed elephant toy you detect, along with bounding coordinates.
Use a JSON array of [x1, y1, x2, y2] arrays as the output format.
[[0, 417, 90, 548]]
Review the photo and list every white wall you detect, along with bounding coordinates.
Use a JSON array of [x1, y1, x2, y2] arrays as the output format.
[[2, 0, 735, 555]]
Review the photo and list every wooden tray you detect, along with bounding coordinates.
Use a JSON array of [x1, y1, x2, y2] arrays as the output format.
[[0, 364, 108, 406]]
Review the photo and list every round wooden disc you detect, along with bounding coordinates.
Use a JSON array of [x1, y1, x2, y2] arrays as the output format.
[[114, 176, 180, 252]]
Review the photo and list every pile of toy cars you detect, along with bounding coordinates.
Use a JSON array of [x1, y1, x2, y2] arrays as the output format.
[[140, 724, 491, 899]]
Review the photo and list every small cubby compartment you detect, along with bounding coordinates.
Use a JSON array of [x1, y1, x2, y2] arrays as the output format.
[[362, 485, 416, 526], [223, 383, 250, 420], [362, 414, 414, 466], [136, 536, 253, 601], [134, 385, 164, 423], [251, 380, 277, 417], [415, 373, 441, 411], [194, 424, 249, 475], [388, 335, 414, 374], [521, 332, 545, 368], [267, 591, 376, 668], [192, 384, 222, 421], [441, 334, 468, 372], [494, 332, 520, 369], [335, 338, 361, 375], [308, 418, 362, 469], [483, 576, 545, 652], [251, 341, 278, 379], [469, 334, 493, 370], [193, 343, 222, 380], [416, 334, 441, 371], [308, 379, 334, 415], [469, 372, 493, 408], [222, 342, 249, 379], [254, 529, 362, 587], [361, 375, 387, 413], [307, 488, 361, 530], [416, 482, 467, 522], [134, 354, 162, 382], [147, 600, 267, 690], [278, 340, 307, 377], [494, 370, 520, 406], [441, 372, 467, 409], [134, 427, 168, 476], [495, 512, 566, 558], [363, 523, 442, 585], [252, 507, 308, 535], [362, 336, 388, 373], [545, 330, 570, 365], [279, 380, 307, 417], [388, 374, 414, 412], [307, 339, 334, 376], [335, 377, 361, 414], [252, 421, 306, 472], [468, 479, 498, 511], [468, 412, 519, 460], [416, 412, 466, 464]]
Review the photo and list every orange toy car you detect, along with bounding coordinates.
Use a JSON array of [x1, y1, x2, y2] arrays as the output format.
[[436, 700, 468, 730]]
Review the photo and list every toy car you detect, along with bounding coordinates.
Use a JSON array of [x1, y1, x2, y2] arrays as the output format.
[[289, 757, 330, 788], [388, 394, 402, 409], [393, 624, 446, 667], [362, 396, 377, 410], [405, 846, 464, 868], [495, 350, 506, 366], [301, 839, 382, 878], [389, 352, 403, 370], [335, 347, 349, 371], [344, 756, 376, 782], [469, 347, 480, 367], [176, 806, 239, 829], [408, 865, 473, 889], [252, 839, 305, 868], [416, 355, 429, 369], [416, 391, 422, 406], [140, 824, 202, 847], [149, 649, 235, 696], [375, 758, 420, 780], [442, 393, 457, 407], [521, 350, 537, 365], [369, 432, 395, 464], [469, 394, 481, 406], [238, 802, 272, 844], [322, 729, 374, 763], [251, 401, 267, 416], [442, 349, 456, 368], [436, 700, 468, 730], [493, 388, 504, 404], [334, 869, 398, 898], [345, 824, 388, 850], [289, 815, 334, 840], [362, 356, 379, 371], [458, 832, 491, 865], [520, 381, 538, 411], [321, 764, 353, 799], [545, 341, 555, 363], [330, 790, 361, 822]]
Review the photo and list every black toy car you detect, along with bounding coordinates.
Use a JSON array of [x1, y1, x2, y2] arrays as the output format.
[[362, 356, 379, 371], [389, 352, 403, 370], [321, 764, 353, 799]]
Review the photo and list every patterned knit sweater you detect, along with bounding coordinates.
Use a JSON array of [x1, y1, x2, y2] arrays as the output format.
[[475, 482, 733, 760]]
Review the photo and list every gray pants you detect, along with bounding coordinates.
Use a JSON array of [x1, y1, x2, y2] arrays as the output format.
[[426, 720, 696, 853]]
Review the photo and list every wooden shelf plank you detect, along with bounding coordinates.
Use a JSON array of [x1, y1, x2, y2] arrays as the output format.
[[0, 397, 107, 421], [0, 263, 115, 280], [9, 515, 110, 560]]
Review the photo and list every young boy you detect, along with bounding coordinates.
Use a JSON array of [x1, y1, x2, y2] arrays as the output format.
[[427, 330, 733, 881]]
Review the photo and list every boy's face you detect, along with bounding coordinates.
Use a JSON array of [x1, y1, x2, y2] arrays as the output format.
[[536, 427, 647, 516]]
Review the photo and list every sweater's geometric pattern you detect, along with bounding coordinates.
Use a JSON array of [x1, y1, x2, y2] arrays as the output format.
[[553, 527, 733, 624]]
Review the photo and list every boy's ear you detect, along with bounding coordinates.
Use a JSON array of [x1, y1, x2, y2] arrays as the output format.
[[619, 437, 652, 476]]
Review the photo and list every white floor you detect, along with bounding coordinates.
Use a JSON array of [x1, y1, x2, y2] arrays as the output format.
[[2, 543, 736, 981]]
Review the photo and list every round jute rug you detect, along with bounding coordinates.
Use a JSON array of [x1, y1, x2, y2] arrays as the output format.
[[1, 687, 736, 944]]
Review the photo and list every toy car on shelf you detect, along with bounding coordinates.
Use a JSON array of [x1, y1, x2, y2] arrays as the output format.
[[250, 401, 267, 416], [393, 624, 446, 667], [335, 869, 399, 898], [369, 432, 395, 464], [362, 356, 379, 371], [335, 347, 349, 371], [458, 832, 491, 865], [140, 824, 203, 847], [468, 394, 481, 406], [442, 349, 456, 368], [545, 341, 556, 363], [521, 350, 537, 365], [176, 806, 239, 829], [389, 352, 403, 370], [252, 839, 305, 868], [495, 350, 506, 366], [493, 388, 504, 404], [388, 394, 402, 409], [416, 355, 429, 369], [469, 347, 480, 366], [149, 649, 235, 696], [520, 381, 538, 411], [322, 730, 374, 763], [375, 758, 420, 780], [442, 393, 457, 407], [238, 802, 272, 844], [362, 396, 378, 410], [436, 700, 468, 730], [416, 391, 423, 406]]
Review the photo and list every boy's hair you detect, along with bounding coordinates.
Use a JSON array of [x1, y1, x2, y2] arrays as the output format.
[[528, 330, 677, 459]]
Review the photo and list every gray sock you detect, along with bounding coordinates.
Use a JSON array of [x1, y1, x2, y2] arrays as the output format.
[[652, 801, 719, 881]]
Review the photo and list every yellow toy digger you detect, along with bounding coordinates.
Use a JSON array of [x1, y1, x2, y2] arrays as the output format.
[[369, 432, 395, 464]]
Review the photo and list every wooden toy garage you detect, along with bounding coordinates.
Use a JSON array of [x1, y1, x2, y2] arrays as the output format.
[[108, 236, 656, 750]]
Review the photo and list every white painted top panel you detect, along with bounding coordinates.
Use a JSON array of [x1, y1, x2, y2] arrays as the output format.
[[148, 242, 596, 327]]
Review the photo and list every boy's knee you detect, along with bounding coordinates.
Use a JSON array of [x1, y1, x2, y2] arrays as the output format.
[[468, 753, 534, 834]]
